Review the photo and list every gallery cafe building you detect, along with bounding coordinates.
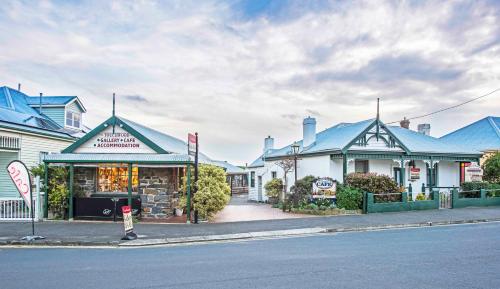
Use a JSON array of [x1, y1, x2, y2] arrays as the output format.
[[247, 116, 482, 202], [43, 114, 236, 220]]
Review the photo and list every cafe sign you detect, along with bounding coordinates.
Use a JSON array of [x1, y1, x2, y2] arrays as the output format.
[[312, 177, 336, 198]]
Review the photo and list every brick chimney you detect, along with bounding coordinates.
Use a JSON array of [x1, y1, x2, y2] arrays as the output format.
[[400, 117, 410, 129]]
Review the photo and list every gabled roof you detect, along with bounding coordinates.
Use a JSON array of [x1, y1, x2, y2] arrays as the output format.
[[440, 116, 500, 152], [256, 118, 480, 161], [26, 95, 87, 112], [0, 86, 76, 140], [211, 160, 246, 173]]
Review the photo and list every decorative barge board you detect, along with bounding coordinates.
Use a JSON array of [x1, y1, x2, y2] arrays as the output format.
[[44, 115, 195, 221]]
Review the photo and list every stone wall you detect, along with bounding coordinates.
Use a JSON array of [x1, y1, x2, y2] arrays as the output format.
[[138, 167, 180, 219], [74, 167, 96, 197]]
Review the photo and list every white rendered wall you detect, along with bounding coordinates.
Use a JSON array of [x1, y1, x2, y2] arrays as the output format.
[[437, 161, 460, 188], [368, 159, 394, 177], [405, 160, 428, 194]]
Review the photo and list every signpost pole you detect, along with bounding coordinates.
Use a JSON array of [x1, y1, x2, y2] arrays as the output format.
[[127, 163, 132, 207], [29, 173, 35, 236], [194, 133, 199, 224], [69, 164, 74, 220], [186, 163, 191, 224], [43, 162, 48, 219]]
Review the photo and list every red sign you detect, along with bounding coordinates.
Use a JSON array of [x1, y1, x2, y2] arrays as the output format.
[[122, 206, 134, 233], [188, 133, 197, 156], [7, 160, 32, 208], [410, 167, 420, 180]]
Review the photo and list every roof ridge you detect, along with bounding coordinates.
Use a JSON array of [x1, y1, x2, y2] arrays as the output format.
[[487, 116, 500, 138]]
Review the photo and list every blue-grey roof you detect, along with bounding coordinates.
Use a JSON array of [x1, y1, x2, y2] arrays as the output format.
[[44, 153, 192, 163], [387, 126, 480, 154], [211, 160, 246, 173], [0, 86, 76, 139], [248, 154, 265, 168], [440, 116, 500, 152], [25, 96, 75, 105], [257, 118, 480, 161]]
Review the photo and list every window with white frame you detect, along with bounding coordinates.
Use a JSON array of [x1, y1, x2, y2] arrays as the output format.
[[66, 111, 81, 128]]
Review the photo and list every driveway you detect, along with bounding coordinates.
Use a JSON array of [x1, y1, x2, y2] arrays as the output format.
[[212, 194, 311, 223]]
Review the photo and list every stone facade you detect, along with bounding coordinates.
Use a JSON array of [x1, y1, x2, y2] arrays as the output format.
[[74, 167, 96, 197], [138, 167, 180, 219]]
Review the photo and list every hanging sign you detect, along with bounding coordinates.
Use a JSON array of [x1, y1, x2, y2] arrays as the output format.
[[188, 133, 196, 156], [121, 205, 137, 240], [312, 177, 336, 198], [465, 163, 483, 182], [410, 168, 420, 181], [7, 160, 32, 208]]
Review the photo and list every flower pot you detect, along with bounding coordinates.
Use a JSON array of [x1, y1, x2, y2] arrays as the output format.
[[175, 208, 184, 216]]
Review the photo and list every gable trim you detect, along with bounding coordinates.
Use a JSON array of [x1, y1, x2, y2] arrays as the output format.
[[62, 116, 167, 153], [65, 97, 87, 113], [342, 120, 411, 154]]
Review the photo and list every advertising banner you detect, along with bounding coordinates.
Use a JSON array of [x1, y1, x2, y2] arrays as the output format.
[[7, 160, 32, 208], [188, 133, 196, 156], [122, 205, 134, 234]]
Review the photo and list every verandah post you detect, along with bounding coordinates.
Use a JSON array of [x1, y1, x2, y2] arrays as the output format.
[[127, 163, 132, 207], [186, 163, 191, 224], [68, 163, 74, 220], [342, 153, 348, 183], [43, 162, 48, 219]]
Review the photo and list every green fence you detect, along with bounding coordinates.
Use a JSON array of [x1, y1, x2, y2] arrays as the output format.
[[364, 191, 439, 213], [452, 189, 500, 208]]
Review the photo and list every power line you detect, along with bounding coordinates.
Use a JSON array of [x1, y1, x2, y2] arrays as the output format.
[[386, 88, 500, 124]]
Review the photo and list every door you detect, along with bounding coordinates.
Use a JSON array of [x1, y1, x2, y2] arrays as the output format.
[[0, 152, 19, 198], [393, 167, 402, 186], [257, 176, 263, 202]]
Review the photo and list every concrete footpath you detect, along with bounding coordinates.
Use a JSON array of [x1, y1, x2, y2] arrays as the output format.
[[1, 207, 499, 247]]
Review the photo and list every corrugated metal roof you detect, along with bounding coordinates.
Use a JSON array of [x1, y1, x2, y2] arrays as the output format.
[[211, 160, 246, 173], [440, 116, 500, 152], [248, 154, 265, 168], [25, 96, 75, 105], [256, 118, 480, 161], [44, 153, 192, 163]]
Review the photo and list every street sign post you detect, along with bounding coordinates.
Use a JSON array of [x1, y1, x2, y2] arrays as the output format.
[[7, 160, 45, 241]]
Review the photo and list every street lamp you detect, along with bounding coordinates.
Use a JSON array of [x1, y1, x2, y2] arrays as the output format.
[[291, 142, 300, 184]]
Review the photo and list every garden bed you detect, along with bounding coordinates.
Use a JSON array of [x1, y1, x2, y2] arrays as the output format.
[[290, 207, 361, 216]]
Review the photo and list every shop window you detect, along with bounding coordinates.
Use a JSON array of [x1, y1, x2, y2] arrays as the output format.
[[98, 165, 138, 192], [271, 171, 277, 179], [250, 171, 255, 188], [355, 160, 369, 173]]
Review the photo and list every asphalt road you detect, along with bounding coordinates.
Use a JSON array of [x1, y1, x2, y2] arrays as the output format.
[[1, 222, 499, 289]]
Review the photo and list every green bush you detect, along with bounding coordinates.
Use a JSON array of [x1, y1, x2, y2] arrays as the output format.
[[264, 178, 283, 198], [290, 175, 316, 207], [345, 173, 399, 193], [483, 152, 500, 183], [192, 165, 231, 220], [415, 193, 426, 201], [336, 186, 363, 210], [48, 166, 69, 219]]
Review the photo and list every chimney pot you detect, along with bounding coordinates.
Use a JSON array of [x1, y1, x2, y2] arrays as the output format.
[[400, 117, 410, 129], [303, 117, 317, 147], [17, 83, 21, 91]]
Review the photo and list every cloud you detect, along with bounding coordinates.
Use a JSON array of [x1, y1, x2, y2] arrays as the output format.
[[0, 0, 499, 165], [123, 94, 149, 103]]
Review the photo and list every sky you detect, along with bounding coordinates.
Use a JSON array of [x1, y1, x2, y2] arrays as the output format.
[[0, 0, 499, 165]]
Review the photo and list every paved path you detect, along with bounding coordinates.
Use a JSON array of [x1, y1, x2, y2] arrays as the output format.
[[1, 207, 500, 245], [212, 194, 311, 223], [1, 222, 499, 289]]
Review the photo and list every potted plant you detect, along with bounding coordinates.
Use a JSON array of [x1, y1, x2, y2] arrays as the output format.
[[175, 195, 187, 216]]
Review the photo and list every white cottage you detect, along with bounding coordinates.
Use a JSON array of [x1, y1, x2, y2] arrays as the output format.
[[247, 116, 481, 202]]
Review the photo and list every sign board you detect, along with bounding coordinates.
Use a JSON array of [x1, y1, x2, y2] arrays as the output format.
[[410, 167, 420, 181], [312, 177, 336, 198], [465, 163, 483, 182], [7, 160, 32, 208], [188, 133, 196, 156], [74, 125, 156, 154], [122, 205, 134, 234]]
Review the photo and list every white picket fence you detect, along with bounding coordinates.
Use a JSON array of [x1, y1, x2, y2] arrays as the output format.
[[0, 176, 43, 222]]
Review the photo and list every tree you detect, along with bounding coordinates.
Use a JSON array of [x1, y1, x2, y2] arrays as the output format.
[[275, 158, 294, 202], [483, 152, 500, 183], [192, 165, 231, 220]]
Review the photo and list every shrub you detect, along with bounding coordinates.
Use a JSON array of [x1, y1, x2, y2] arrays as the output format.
[[483, 152, 500, 183], [345, 173, 399, 193], [289, 175, 316, 207], [264, 178, 283, 198], [336, 186, 362, 210], [192, 165, 231, 220], [415, 193, 427, 201], [47, 166, 69, 219]]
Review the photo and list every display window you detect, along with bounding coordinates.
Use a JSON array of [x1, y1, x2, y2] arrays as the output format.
[[98, 165, 138, 192]]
